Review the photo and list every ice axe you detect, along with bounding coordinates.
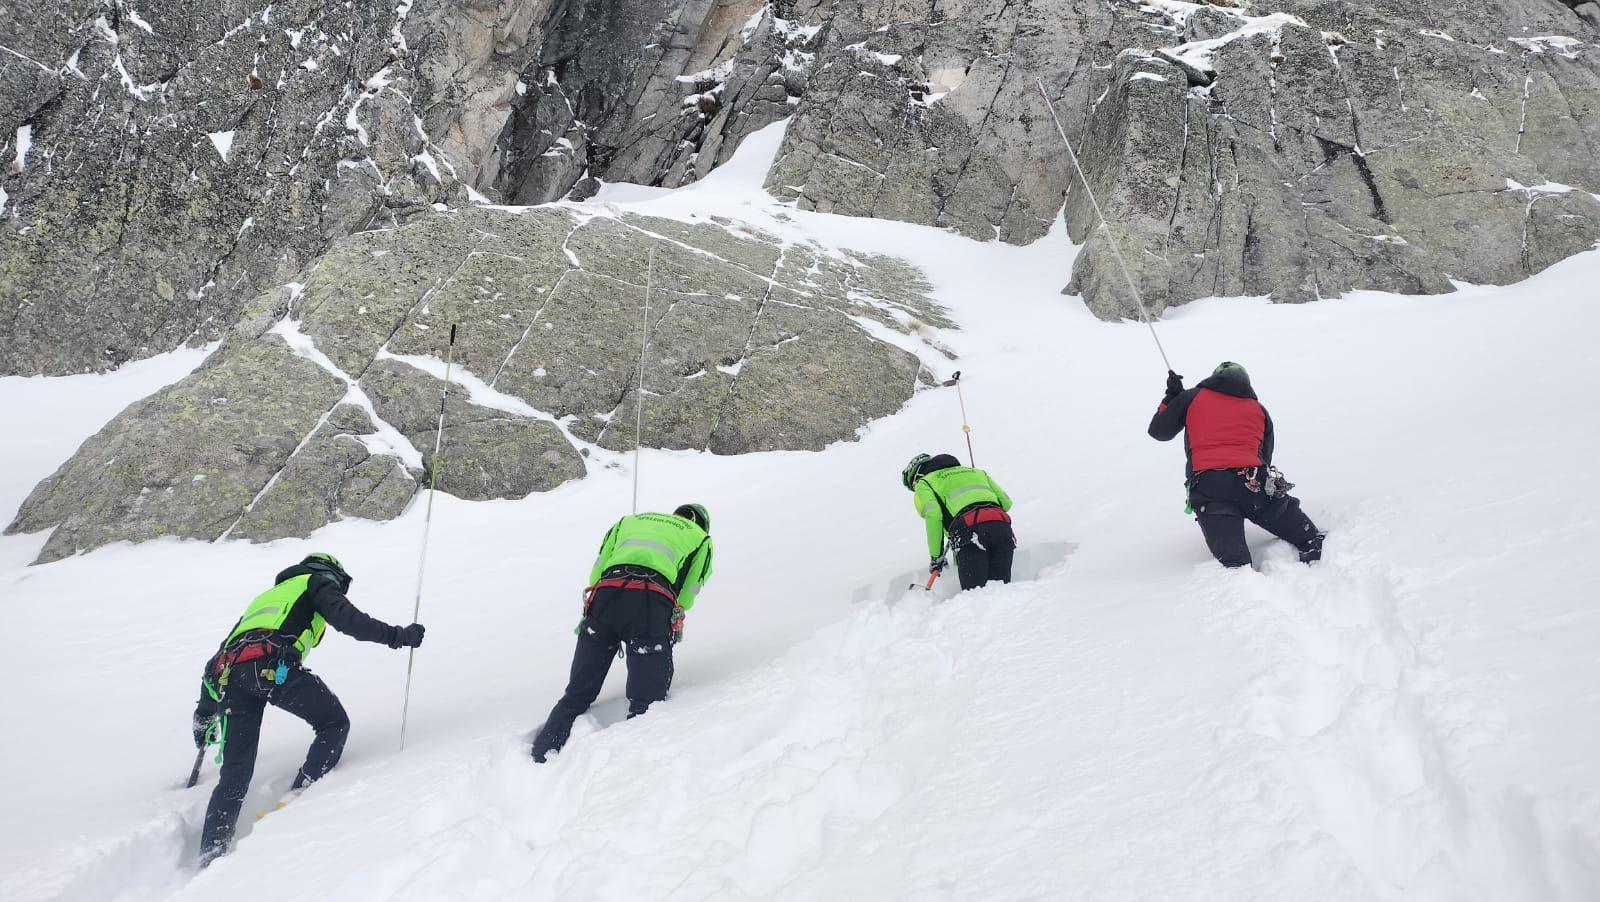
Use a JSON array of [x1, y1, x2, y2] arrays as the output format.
[[184, 745, 206, 789], [909, 546, 948, 591]]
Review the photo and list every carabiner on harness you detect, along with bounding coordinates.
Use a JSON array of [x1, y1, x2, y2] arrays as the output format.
[[1241, 466, 1295, 497]]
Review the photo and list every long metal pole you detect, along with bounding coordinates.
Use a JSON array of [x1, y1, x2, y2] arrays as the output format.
[[400, 322, 456, 751], [1036, 79, 1173, 372], [633, 248, 653, 514]]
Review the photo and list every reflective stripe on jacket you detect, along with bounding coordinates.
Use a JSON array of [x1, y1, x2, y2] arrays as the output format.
[[225, 574, 327, 658]]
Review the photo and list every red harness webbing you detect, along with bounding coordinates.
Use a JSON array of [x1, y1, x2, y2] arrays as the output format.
[[955, 506, 1012, 528], [209, 640, 271, 677], [589, 577, 677, 605]]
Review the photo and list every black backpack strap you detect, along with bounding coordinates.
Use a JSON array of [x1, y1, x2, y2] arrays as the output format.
[[672, 536, 711, 597], [924, 481, 958, 531]]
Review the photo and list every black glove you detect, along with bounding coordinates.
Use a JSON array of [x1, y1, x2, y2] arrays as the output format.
[[192, 712, 216, 749], [1165, 370, 1184, 398], [930, 555, 948, 574], [388, 623, 426, 649]]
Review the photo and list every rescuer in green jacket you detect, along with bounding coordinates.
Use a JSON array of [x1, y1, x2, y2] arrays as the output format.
[[531, 504, 714, 763], [191, 553, 424, 864], [903, 453, 1016, 590]]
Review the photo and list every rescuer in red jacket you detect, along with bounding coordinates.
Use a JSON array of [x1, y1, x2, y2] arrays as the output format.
[[1148, 362, 1325, 568]]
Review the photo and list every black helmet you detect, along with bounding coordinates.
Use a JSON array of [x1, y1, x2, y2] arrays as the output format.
[[901, 453, 932, 491], [302, 552, 353, 589], [674, 503, 710, 533]]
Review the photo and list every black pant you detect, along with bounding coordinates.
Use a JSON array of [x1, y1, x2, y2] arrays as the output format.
[[199, 659, 349, 860], [951, 520, 1016, 590], [1190, 469, 1323, 568], [531, 586, 675, 762]]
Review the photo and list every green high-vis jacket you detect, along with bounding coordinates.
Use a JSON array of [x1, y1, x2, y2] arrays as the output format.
[[227, 574, 327, 657], [588, 512, 714, 609], [913, 466, 1012, 557], [196, 563, 404, 720]]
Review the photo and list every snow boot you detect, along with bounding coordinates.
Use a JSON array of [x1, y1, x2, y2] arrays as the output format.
[[198, 840, 231, 869], [1298, 532, 1327, 564]]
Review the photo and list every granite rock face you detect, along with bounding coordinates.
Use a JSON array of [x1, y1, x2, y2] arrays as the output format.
[[1063, 3, 1600, 318], [8, 0, 1597, 375], [764, 0, 1136, 245], [231, 403, 420, 544], [6, 205, 947, 561], [360, 357, 584, 502], [753, 0, 1600, 311], [0, 0, 549, 375], [492, 0, 814, 204], [6, 332, 348, 560]]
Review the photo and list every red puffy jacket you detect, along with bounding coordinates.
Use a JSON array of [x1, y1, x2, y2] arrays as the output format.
[[1148, 368, 1275, 478]]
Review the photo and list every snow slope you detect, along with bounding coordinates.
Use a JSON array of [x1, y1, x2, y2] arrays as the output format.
[[2, 123, 1598, 901]]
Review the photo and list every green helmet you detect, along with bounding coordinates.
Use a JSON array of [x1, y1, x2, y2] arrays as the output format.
[[1213, 361, 1247, 377], [302, 552, 352, 588], [901, 453, 931, 491], [674, 503, 710, 533]]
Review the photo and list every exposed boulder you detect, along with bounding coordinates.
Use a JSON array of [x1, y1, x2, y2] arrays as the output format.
[[7, 203, 947, 560], [432, 207, 950, 454], [5, 334, 347, 561]]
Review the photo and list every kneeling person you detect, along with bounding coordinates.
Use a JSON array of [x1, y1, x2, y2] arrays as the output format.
[[903, 453, 1016, 590], [191, 553, 424, 865], [531, 504, 714, 763], [1147, 362, 1325, 568]]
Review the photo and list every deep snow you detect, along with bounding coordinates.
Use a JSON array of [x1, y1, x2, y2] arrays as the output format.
[[2, 123, 1597, 901]]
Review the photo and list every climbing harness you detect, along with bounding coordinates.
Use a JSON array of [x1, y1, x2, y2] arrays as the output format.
[[578, 568, 686, 650], [953, 504, 1012, 530]]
